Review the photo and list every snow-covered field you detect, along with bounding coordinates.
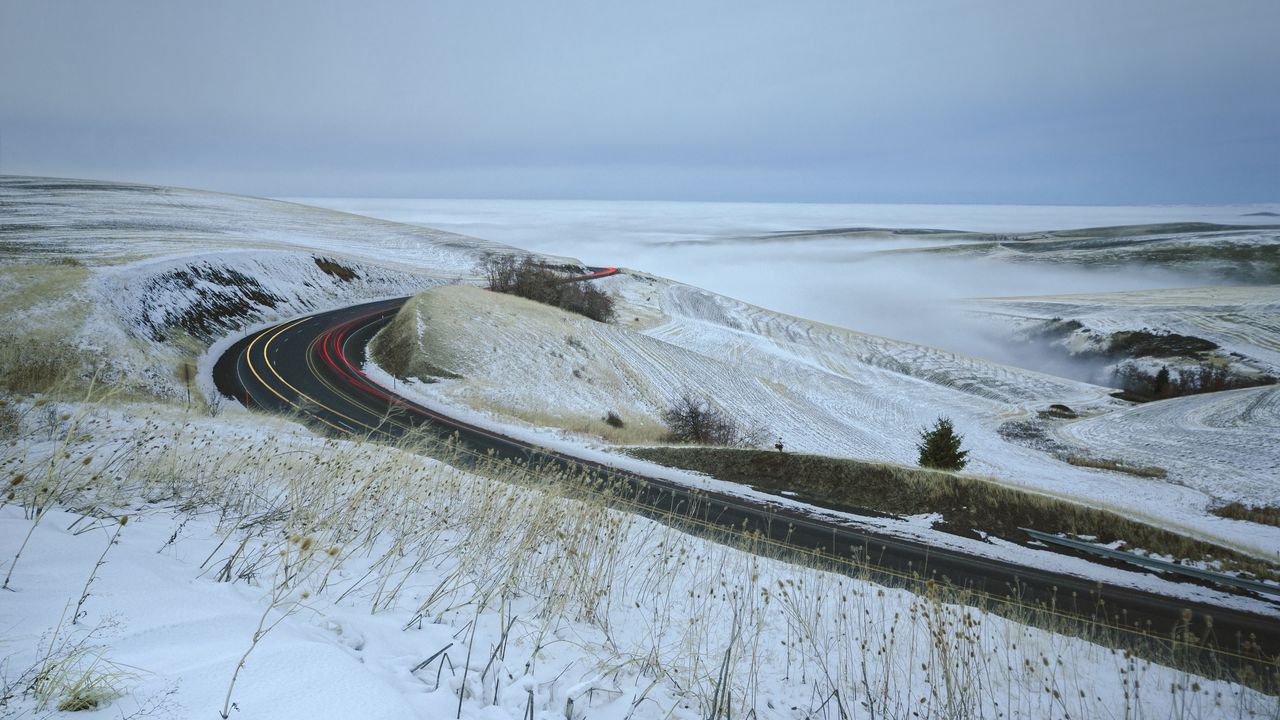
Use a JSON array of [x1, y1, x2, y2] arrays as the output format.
[[969, 285, 1280, 378], [1053, 384, 1280, 506], [2, 178, 1278, 718]]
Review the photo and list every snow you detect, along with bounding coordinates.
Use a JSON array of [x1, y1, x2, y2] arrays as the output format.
[[369, 270, 1280, 560], [1054, 384, 1280, 506], [1, 402, 1274, 719], [969, 285, 1280, 376], [3, 178, 1279, 718], [0, 503, 423, 718]]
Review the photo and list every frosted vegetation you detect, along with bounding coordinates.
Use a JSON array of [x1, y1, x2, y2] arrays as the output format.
[[371, 270, 1279, 561], [1, 178, 1278, 717], [2, 402, 1275, 719]]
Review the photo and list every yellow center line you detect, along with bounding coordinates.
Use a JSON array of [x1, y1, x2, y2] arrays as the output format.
[[245, 317, 356, 434], [240, 316, 1274, 660], [301, 332, 413, 436]]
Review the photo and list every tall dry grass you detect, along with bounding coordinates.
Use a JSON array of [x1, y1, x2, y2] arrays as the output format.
[[629, 446, 1279, 582], [1, 399, 1276, 719]]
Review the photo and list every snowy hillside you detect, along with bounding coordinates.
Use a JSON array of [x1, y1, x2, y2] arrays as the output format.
[[4, 404, 1272, 720], [0, 177, 529, 399], [374, 273, 1280, 559], [1053, 384, 1280, 506]]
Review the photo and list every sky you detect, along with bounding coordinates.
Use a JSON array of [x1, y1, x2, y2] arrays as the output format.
[[2, 0, 1277, 204]]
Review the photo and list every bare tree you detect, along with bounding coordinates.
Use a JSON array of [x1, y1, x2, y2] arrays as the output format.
[[662, 392, 763, 447]]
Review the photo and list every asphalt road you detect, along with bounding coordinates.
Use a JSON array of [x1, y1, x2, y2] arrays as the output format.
[[212, 291, 1280, 665]]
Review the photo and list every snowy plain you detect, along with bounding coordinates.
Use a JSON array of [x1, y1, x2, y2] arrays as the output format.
[[2, 179, 1278, 718]]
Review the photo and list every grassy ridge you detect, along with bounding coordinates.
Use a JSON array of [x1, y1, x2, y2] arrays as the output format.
[[626, 447, 1278, 581]]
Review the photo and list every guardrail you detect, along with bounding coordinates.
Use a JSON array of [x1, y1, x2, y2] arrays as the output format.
[[1022, 527, 1280, 598]]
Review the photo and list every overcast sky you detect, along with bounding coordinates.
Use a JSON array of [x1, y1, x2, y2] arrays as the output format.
[[2, 1, 1276, 203]]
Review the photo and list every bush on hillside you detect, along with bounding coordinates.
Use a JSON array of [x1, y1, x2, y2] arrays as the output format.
[[662, 393, 764, 447], [478, 254, 616, 322], [917, 416, 969, 471]]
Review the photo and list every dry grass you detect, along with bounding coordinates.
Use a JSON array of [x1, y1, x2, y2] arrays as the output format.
[[469, 403, 667, 445], [1213, 502, 1280, 529], [0, 333, 98, 395], [0, 396, 19, 438], [369, 308, 666, 445], [30, 637, 138, 713], [627, 447, 1276, 582], [2, 401, 1277, 718], [0, 262, 90, 318], [1065, 455, 1169, 478], [367, 301, 460, 381]]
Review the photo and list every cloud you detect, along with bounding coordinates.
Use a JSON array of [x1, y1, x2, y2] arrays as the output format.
[[2, 0, 1277, 201]]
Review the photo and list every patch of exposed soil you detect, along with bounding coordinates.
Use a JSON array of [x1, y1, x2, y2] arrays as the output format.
[[139, 263, 284, 342]]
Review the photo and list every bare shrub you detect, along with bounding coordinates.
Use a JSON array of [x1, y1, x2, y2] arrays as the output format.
[[206, 392, 224, 418], [661, 393, 763, 447], [477, 254, 616, 322], [557, 283, 616, 323]]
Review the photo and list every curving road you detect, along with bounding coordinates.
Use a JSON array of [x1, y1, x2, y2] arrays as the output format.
[[213, 280, 1280, 665]]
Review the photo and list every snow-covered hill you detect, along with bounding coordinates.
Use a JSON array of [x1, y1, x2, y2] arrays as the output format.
[[0, 176, 528, 399], [375, 274, 1280, 559]]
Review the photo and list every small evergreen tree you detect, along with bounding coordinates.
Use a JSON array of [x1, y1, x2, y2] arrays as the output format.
[[917, 416, 969, 470], [1153, 365, 1170, 397]]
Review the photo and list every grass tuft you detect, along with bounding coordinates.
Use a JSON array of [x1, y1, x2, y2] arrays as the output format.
[[1212, 502, 1280, 529], [0, 334, 95, 395]]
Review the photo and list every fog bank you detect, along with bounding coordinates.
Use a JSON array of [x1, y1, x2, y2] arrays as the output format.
[[302, 199, 1268, 382]]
